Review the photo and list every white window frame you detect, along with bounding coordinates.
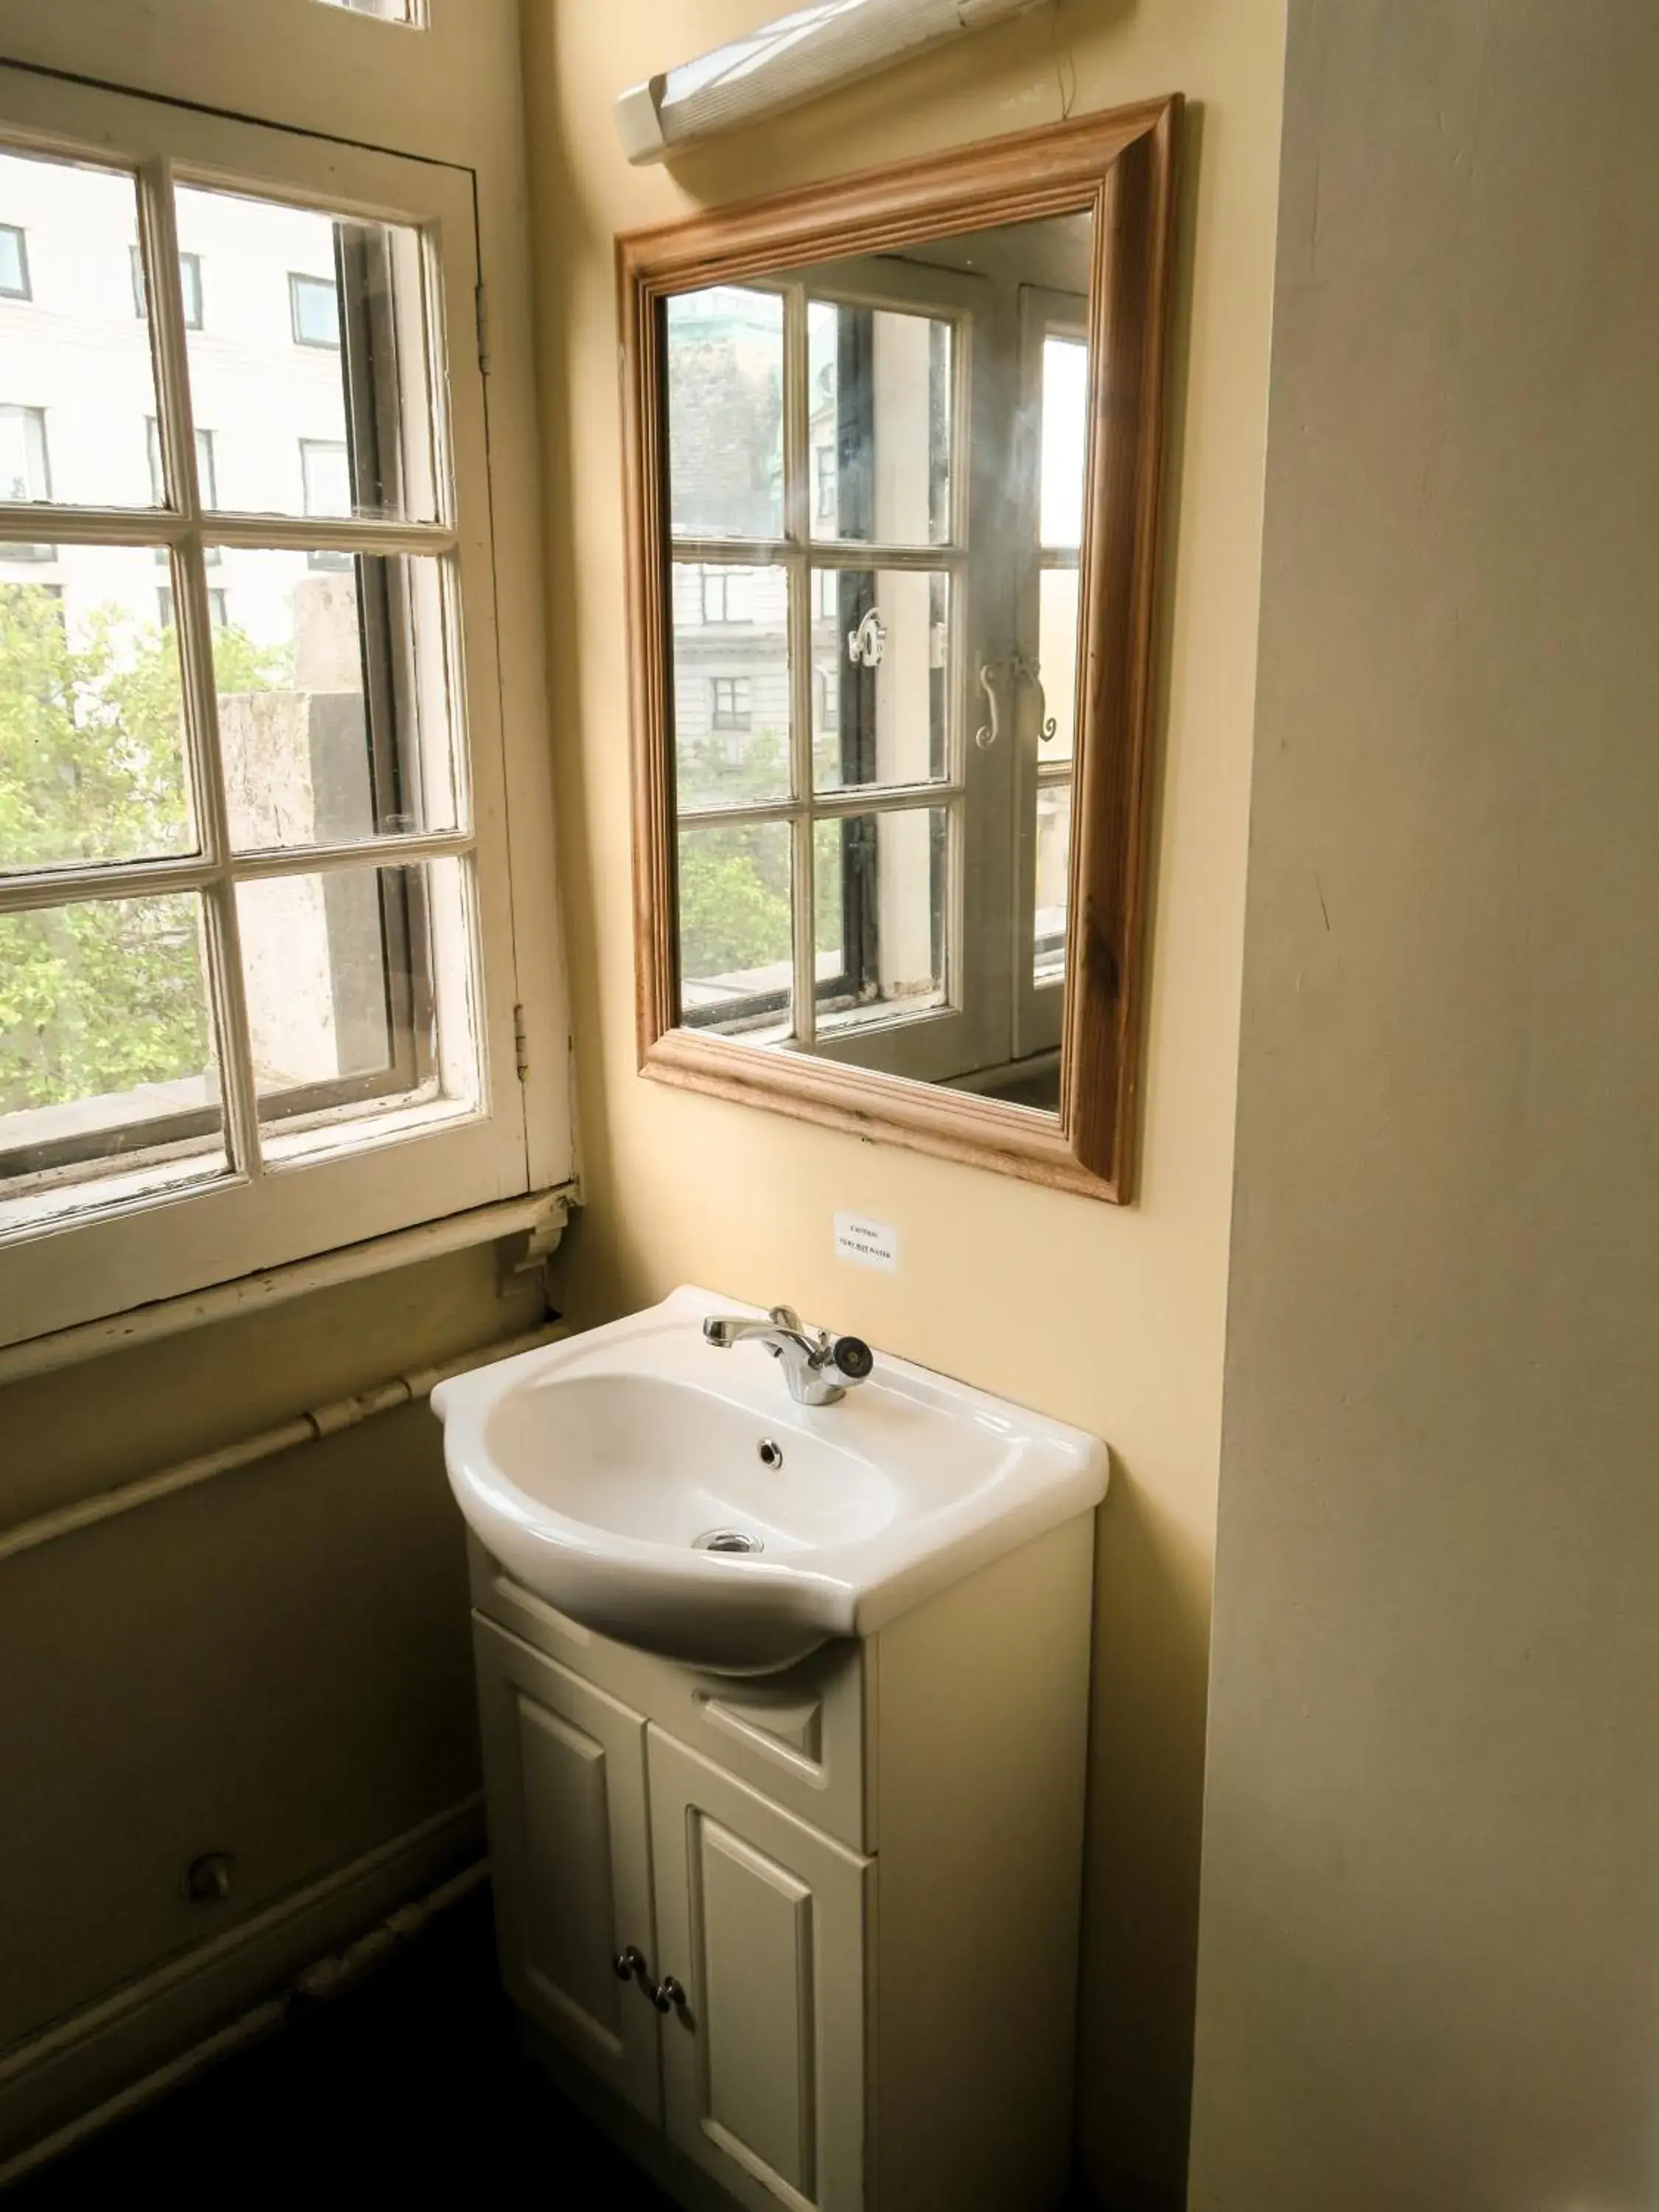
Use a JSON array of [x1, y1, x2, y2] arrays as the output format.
[[0, 62, 540, 1349]]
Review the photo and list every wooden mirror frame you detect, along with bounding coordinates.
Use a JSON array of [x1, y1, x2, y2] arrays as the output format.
[[619, 97, 1180, 1203]]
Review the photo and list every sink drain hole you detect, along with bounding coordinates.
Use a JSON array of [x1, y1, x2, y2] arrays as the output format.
[[695, 1528, 765, 1556]]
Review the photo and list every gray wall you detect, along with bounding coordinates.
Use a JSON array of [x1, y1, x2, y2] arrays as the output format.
[[1189, 5, 1659, 2208]]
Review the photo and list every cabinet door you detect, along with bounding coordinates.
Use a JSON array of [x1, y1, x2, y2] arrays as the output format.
[[473, 1618, 661, 2123], [648, 1728, 871, 2212]]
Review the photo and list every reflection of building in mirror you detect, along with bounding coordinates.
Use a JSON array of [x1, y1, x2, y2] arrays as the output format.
[[660, 211, 1093, 1115]]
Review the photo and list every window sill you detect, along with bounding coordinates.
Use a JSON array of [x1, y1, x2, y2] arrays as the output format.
[[0, 1184, 574, 1387]]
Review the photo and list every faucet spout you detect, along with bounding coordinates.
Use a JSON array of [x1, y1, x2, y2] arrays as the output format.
[[701, 1307, 874, 1408]]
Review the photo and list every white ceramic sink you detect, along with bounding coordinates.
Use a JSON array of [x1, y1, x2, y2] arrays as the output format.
[[432, 1285, 1107, 1674]]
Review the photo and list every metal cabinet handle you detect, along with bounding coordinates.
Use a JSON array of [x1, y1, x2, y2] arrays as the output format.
[[653, 1974, 688, 2015], [613, 1946, 650, 1988]]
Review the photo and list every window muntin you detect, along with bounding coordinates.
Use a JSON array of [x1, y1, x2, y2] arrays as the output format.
[[0, 222, 29, 299], [289, 271, 341, 349], [665, 279, 965, 1048], [0, 141, 482, 1234]]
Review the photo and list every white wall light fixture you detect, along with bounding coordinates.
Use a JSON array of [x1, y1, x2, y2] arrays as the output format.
[[615, 0, 1053, 165]]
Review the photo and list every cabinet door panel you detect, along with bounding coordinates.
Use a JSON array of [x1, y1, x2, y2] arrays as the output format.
[[649, 1728, 870, 2212], [473, 1618, 661, 2123]]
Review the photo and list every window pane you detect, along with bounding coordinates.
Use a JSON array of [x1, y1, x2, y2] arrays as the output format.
[[0, 568, 194, 871], [666, 288, 783, 541], [1040, 336, 1089, 551], [677, 819, 793, 1040], [1035, 779, 1071, 987], [0, 892, 223, 1208], [211, 550, 458, 852], [0, 223, 29, 300], [808, 301, 953, 548], [176, 184, 439, 524], [0, 152, 161, 510], [815, 807, 947, 1028], [671, 560, 790, 811], [1036, 566, 1079, 764], [240, 857, 472, 1156], [811, 568, 950, 793], [290, 274, 341, 349]]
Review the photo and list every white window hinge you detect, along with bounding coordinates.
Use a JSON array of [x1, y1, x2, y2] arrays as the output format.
[[513, 1003, 529, 1082], [475, 280, 491, 375]]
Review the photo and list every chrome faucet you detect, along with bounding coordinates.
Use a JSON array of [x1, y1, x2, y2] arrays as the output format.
[[702, 1305, 874, 1408]]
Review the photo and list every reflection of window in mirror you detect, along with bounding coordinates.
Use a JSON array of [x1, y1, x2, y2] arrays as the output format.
[[659, 220, 1092, 1117]]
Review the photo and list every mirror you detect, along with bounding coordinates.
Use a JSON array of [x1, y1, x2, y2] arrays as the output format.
[[621, 102, 1180, 1200]]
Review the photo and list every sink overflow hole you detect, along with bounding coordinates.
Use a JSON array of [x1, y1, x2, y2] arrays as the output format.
[[758, 1439, 784, 1470], [696, 1529, 765, 1557]]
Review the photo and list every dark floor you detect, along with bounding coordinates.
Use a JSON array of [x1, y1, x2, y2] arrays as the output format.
[[10, 1889, 673, 2208]]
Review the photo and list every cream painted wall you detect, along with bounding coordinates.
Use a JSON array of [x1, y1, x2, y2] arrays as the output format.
[[525, 3, 1286, 2200], [1189, 5, 1659, 2208]]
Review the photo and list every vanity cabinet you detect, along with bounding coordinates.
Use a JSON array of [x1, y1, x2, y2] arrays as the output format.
[[469, 1512, 1097, 2212]]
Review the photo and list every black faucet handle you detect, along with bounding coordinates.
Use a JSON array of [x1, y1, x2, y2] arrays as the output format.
[[828, 1335, 874, 1383]]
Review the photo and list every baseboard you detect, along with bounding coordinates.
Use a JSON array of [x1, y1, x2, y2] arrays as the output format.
[[0, 1795, 485, 2178]]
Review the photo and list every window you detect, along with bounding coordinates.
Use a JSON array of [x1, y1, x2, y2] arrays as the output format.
[[700, 566, 754, 625], [667, 285, 955, 1048], [158, 583, 227, 629], [815, 666, 839, 733], [0, 95, 538, 1351], [147, 418, 219, 560], [289, 272, 341, 349], [0, 223, 29, 300], [300, 437, 353, 568], [0, 403, 53, 562], [132, 244, 203, 328], [710, 677, 751, 731]]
